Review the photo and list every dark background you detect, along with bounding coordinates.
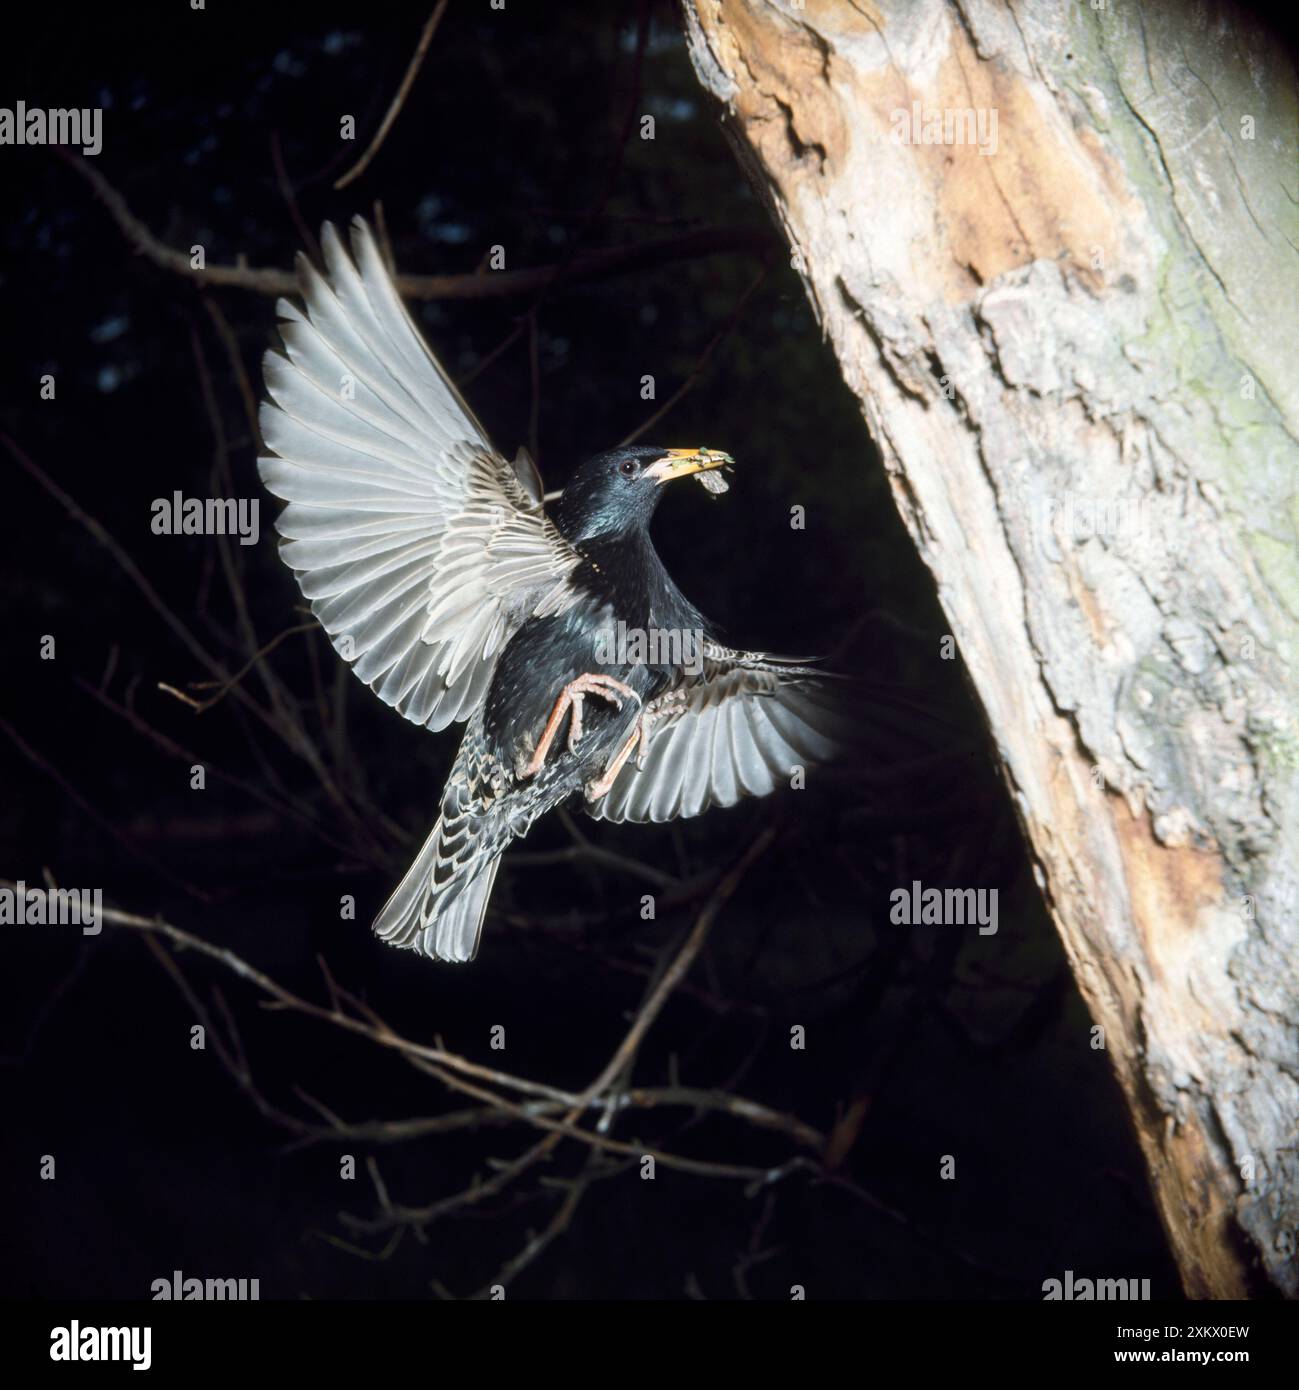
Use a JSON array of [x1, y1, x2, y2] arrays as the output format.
[[1, 0, 1182, 1300]]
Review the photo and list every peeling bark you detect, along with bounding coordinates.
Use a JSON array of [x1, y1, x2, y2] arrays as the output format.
[[683, 0, 1299, 1297]]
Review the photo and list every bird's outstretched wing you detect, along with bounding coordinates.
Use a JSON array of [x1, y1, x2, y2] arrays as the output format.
[[259, 218, 580, 731], [588, 643, 858, 824]]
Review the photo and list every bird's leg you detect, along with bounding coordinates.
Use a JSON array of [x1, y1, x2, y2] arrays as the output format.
[[585, 688, 688, 801], [517, 672, 638, 780], [584, 723, 642, 802]]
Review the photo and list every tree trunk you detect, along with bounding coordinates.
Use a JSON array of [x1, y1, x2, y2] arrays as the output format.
[[682, 0, 1299, 1298]]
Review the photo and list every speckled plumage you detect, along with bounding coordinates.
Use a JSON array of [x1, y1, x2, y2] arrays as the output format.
[[259, 219, 855, 963]]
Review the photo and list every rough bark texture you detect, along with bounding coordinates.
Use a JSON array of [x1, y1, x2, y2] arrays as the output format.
[[683, 0, 1299, 1297]]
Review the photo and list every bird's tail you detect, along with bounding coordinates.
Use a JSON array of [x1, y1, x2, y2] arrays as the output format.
[[372, 814, 504, 964]]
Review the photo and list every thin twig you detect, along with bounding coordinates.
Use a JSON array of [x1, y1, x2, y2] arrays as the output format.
[[0, 719, 213, 901], [157, 622, 317, 715], [334, 0, 451, 190], [270, 130, 319, 262], [583, 825, 776, 1102], [621, 261, 773, 446], [506, 840, 683, 892], [5, 430, 386, 854]]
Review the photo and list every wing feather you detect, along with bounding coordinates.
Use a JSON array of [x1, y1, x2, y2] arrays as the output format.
[[259, 217, 581, 732], [590, 648, 857, 825]]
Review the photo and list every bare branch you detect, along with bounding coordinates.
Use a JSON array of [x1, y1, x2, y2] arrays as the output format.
[[58, 150, 772, 300], [335, 0, 451, 191]]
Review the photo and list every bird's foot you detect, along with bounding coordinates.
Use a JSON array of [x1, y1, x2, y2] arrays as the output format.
[[585, 689, 684, 801], [517, 672, 639, 780], [634, 689, 687, 770], [584, 724, 642, 802]]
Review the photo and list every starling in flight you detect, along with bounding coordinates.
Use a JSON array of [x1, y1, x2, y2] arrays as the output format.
[[259, 219, 856, 962]]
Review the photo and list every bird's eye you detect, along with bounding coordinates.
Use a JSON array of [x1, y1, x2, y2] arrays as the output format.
[[618, 458, 638, 478]]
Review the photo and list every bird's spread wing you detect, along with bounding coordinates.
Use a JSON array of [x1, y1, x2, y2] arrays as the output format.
[[588, 643, 856, 824], [258, 218, 581, 731]]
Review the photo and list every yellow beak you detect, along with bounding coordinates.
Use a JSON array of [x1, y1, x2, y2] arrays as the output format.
[[644, 447, 735, 484]]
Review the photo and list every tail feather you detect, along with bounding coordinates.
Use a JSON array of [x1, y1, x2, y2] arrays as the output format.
[[373, 815, 503, 964], [419, 854, 502, 963]]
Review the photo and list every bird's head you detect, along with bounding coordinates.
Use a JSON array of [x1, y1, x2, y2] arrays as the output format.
[[556, 445, 733, 543]]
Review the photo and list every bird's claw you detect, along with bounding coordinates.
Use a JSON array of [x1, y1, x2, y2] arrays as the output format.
[[583, 695, 664, 806], [519, 672, 639, 780], [631, 688, 685, 771]]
